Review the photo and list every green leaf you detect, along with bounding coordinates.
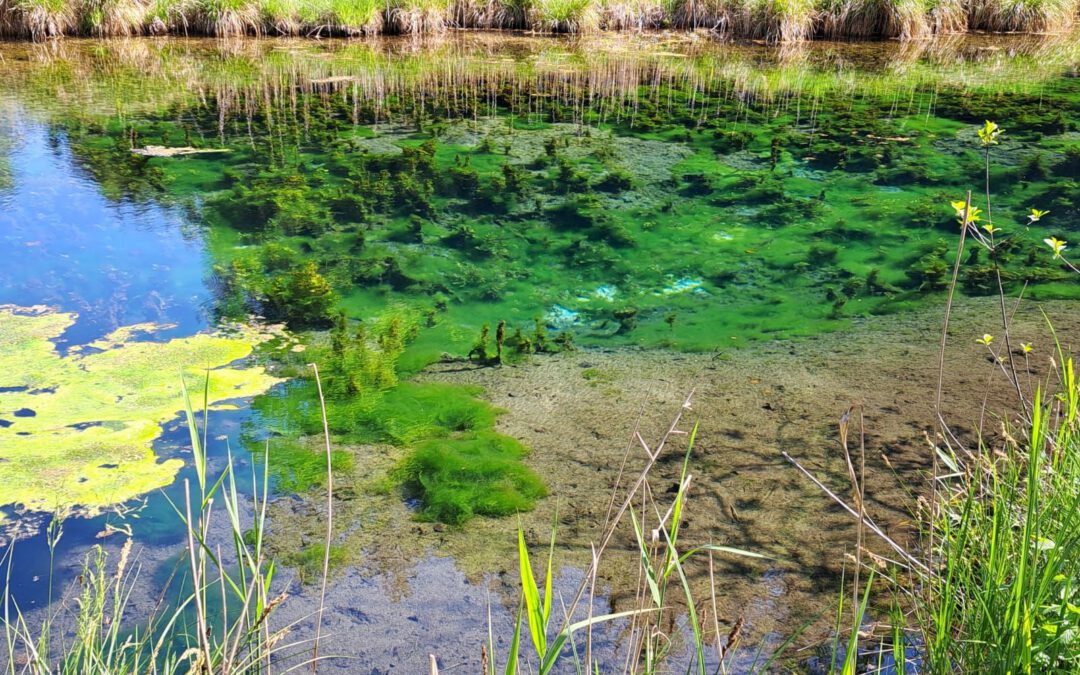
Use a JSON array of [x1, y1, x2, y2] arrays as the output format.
[[518, 526, 546, 658]]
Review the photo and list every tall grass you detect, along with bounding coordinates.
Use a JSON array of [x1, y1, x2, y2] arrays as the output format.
[[787, 119, 1080, 672], [2, 0, 78, 39], [529, 0, 600, 32], [1, 371, 331, 673], [816, 0, 933, 39], [194, 0, 263, 35], [2, 0, 1078, 38], [914, 364, 1080, 671], [453, 0, 528, 28], [386, 0, 451, 33], [292, 0, 383, 35], [598, 0, 665, 30], [968, 0, 1079, 32]]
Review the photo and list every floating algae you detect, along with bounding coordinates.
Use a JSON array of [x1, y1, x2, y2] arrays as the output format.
[[0, 305, 282, 522]]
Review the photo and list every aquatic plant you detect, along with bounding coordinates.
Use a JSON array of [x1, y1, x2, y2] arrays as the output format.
[[262, 262, 338, 329], [0, 306, 281, 522], [398, 431, 546, 524], [786, 121, 1080, 671], [1, 377, 328, 674]]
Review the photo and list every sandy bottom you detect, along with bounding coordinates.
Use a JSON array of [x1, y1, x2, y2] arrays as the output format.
[[255, 296, 1080, 672], [7, 296, 1077, 674]]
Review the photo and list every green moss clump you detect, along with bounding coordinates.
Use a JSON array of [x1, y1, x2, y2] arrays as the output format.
[[251, 308, 543, 525], [399, 431, 547, 525]]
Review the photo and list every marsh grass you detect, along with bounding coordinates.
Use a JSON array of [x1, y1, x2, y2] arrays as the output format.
[[78, 0, 150, 36], [3, 0, 78, 39], [453, 0, 528, 27], [385, 0, 452, 33], [598, 0, 665, 30], [968, 0, 1079, 32], [528, 0, 600, 31], [194, 0, 263, 35], [815, 0, 933, 39], [3, 0, 1078, 37]]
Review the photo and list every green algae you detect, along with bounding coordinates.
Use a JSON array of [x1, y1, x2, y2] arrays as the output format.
[[4, 35, 1080, 524], [247, 309, 544, 523], [397, 431, 547, 525], [0, 305, 282, 518]]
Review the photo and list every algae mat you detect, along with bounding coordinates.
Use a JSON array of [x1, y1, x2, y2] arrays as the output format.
[[0, 305, 282, 521]]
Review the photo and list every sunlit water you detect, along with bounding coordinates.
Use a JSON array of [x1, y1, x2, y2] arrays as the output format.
[[1, 33, 1079, 671]]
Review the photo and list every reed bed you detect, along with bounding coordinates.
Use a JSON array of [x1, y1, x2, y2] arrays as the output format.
[[2, 0, 1080, 40]]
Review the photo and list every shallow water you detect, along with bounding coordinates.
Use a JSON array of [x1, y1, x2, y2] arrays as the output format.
[[1, 32, 1079, 671]]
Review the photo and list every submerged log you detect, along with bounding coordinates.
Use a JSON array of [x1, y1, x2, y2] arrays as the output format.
[[131, 146, 232, 157]]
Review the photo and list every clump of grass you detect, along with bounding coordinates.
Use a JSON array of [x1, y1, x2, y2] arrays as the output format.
[[599, 0, 665, 29], [453, 0, 529, 27], [398, 430, 547, 525], [815, 0, 932, 39], [385, 0, 451, 33], [294, 0, 383, 34], [968, 0, 1079, 33], [260, 0, 300, 34], [669, 0, 715, 27], [669, 0, 813, 40], [529, 0, 600, 32], [5, 0, 78, 39], [914, 368, 1080, 671], [79, 0, 150, 36], [740, 0, 816, 41], [927, 0, 966, 32], [194, 0, 262, 35], [145, 0, 194, 33]]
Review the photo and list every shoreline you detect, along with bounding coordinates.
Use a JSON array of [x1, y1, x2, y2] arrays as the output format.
[[3, 14, 1080, 43]]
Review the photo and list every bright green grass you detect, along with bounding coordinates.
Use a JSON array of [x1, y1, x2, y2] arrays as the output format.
[[897, 356, 1080, 671], [398, 430, 548, 524]]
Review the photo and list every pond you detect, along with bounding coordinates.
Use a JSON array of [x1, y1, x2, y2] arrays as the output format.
[[1, 32, 1079, 672]]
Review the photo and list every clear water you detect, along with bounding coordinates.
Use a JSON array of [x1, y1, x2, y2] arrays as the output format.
[[1, 33, 1079, 671]]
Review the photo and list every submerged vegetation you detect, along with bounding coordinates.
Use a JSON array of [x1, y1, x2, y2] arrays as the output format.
[[250, 309, 546, 524], [24, 37, 1075, 355], [2, 0, 1080, 39], [3, 34, 1080, 673]]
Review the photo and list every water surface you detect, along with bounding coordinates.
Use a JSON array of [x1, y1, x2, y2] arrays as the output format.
[[1, 32, 1079, 671]]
